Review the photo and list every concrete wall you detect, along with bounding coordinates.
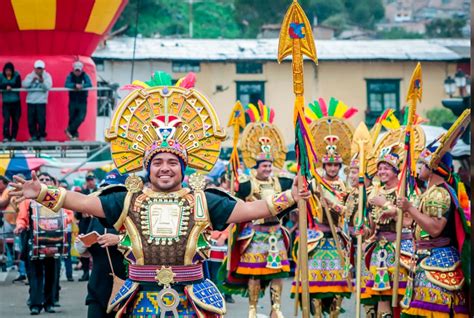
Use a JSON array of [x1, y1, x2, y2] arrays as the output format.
[[98, 59, 458, 144]]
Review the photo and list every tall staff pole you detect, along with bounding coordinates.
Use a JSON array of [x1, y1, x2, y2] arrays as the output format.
[[392, 62, 422, 306], [278, 2, 318, 317], [352, 123, 372, 318]]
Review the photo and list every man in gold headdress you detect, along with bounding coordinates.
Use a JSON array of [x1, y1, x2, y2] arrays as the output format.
[[397, 111, 470, 318], [9, 74, 310, 317], [226, 101, 292, 318], [292, 134, 352, 318], [362, 145, 411, 318]]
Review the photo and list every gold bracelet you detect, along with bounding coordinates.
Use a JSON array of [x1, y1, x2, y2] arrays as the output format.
[[36, 184, 48, 202], [265, 190, 296, 216], [36, 186, 67, 212]]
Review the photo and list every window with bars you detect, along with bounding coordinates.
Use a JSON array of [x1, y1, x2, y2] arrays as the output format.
[[236, 62, 263, 74], [172, 61, 200, 73], [366, 79, 401, 126]]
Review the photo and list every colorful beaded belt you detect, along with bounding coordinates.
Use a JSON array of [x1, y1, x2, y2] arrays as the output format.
[[128, 264, 204, 284]]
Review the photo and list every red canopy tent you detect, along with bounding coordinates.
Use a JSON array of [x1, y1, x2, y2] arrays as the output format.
[[0, 0, 127, 141]]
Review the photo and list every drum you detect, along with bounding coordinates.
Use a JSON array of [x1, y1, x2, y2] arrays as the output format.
[[30, 203, 68, 259]]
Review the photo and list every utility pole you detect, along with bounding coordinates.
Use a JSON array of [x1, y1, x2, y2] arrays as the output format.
[[189, 0, 193, 38]]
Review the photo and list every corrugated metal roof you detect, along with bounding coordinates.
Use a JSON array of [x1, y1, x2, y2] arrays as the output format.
[[93, 37, 469, 61]]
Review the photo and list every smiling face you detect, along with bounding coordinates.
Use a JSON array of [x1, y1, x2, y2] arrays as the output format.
[[255, 161, 273, 180], [149, 152, 183, 192], [377, 162, 398, 184], [323, 163, 341, 180]]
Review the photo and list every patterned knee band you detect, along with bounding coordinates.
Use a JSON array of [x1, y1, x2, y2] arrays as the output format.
[[265, 190, 295, 216], [36, 184, 67, 212]]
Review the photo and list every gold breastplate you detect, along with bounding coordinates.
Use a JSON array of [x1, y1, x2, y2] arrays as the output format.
[[368, 186, 398, 232], [345, 189, 359, 227], [414, 185, 450, 240], [248, 175, 281, 224], [128, 188, 197, 265], [321, 178, 346, 227]]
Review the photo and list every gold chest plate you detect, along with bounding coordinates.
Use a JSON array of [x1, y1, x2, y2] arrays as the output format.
[[134, 191, 191, 246]]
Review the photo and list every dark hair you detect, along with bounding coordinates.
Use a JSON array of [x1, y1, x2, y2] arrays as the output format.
[[38, 172, 52, 179], [0, 175, 10, 185], [255, 160, 272, 169], [2, 62, 14, 76]]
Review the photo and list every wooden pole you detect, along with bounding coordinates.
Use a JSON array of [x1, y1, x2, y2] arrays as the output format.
[[298, 174, 310, 317]]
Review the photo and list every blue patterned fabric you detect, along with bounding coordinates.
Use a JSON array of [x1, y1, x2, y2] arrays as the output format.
[[130, 290, 195, 318], [401, 239, 414, 255], [308, 229, 324, 242], [109, 279, 137, 309], [237, 225, 253, 240], [189, 279, 225, 312], [422, 246, 459, 270]]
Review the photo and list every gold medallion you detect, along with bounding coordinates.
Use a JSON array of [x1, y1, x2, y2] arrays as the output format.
[[125, 175, 144, 193], [155, 266, 176, 286]]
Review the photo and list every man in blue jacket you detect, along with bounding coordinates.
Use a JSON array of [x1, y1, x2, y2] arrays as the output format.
[[64, 61, 92, 141]]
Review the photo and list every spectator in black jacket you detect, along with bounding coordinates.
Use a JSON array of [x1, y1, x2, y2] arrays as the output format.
[[64, 61, 92, 141], [0, 62, 22, 142], [75, 169, 127, 318]]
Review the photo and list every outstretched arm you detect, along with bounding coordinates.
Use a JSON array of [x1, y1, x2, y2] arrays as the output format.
[[9, 171, 106, 218], [226, 176, 310, 224]]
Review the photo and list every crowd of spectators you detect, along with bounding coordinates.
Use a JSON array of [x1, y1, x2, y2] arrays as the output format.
[[0, 60, 92, 142]]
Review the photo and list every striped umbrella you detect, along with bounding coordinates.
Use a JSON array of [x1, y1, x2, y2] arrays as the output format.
[[0, 152, 59, 179]]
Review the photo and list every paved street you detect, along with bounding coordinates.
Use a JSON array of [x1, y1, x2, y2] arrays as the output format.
[[0, 268, 356, 317]]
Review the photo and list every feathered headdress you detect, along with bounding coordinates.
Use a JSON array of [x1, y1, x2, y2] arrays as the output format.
[[240, 100, 286, 169], [106, 71, 226, 174]]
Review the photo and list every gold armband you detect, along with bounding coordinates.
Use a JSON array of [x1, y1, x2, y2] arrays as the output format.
[[36, 184, 67, 212], [265, 190, 296, 216]]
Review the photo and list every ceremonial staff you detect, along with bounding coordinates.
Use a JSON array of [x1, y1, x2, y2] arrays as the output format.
[[278, 1, 317, 316], [352, 123, 372, 318], [392, 62, 422, 306], [227, 101, 246, 195]]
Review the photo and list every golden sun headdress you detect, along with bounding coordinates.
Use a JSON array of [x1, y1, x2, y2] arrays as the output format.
[[240, 101, 287, 169], [105, 72, 226, 174], [305, 97, 357, 167]]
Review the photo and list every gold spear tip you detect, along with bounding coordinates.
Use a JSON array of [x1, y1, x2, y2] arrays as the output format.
[[277, 0, 318, 65]]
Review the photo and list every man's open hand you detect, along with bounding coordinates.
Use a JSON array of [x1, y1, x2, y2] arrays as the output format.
[[8, 171, 42, 203]]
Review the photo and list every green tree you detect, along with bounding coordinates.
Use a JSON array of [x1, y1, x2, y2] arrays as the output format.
[[307, 0, 344, 24], [344, 0, 384, 29], [425, 108, 456, 127], [377, 27, 424, 39], [426, 18, 466, 38], [114, 0, 240, 38]]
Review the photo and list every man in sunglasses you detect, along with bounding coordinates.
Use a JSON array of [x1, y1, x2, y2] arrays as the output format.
[[14, 172, 73, 315]]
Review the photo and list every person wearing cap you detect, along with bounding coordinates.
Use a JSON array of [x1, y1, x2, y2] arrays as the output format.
[[9, 72, 310, 317], [0, 62, 22, 142], [64, 61, 92, 140], [22, 60, 53, 142]]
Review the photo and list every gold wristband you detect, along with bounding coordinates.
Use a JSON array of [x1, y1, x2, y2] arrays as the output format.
[[265, 190, 296, 217], [36, 186, 67, 212], [36, 184, 48, 202]]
